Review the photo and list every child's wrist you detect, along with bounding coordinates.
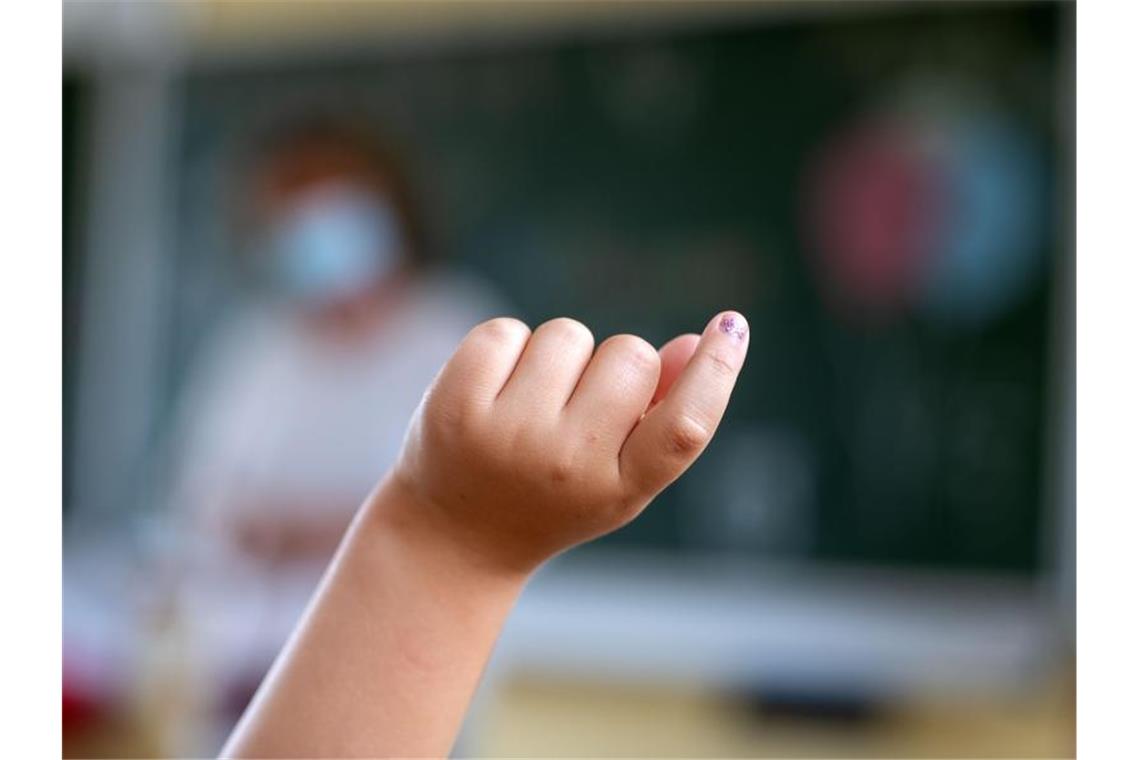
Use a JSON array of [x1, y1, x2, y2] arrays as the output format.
[[358, 472, 534, 595]]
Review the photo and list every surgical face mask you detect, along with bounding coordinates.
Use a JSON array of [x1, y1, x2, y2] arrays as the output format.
[[263, 183, 405, 306]]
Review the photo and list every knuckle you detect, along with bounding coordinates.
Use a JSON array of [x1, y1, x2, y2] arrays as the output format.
[[547, 460, 574, 484], [545, 451, 579, 485], [471, 316, 530, 346], [425, 393, 476, 443], [605, 334, 659, 374], [699, 348, 737, 379], [663, 412, 711, 457], [540, 317, 594, 349], [613, 486, 645, 517]]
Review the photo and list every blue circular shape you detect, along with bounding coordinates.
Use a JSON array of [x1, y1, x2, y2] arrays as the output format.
[[917, 115, 1046, 328]]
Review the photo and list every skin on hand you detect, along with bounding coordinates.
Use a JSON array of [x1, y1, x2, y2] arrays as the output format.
[[384, 310, 750, 576], [222, 311, 749, 759]]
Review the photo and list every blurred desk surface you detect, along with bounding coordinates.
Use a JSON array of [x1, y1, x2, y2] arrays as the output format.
[[476, 668, 1074, 758], [62, 662, 1073, 758]]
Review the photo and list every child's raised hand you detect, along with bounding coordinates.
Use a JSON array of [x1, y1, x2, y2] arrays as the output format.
[[386, 311, 750, 575], [224, 312, 750, 758]]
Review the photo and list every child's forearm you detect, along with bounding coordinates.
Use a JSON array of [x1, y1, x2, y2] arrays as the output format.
[[221, 474, 527, 758]]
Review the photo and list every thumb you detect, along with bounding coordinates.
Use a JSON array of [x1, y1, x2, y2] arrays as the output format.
[[620, 311, 749, 498]]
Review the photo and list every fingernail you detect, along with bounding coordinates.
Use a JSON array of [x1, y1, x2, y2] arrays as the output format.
[[717, 313, 748, 342]]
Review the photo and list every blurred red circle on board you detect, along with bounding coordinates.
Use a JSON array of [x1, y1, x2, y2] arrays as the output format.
[[803, 120, 944, 323]]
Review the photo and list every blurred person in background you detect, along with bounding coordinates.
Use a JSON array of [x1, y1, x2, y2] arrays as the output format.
[[166, 115, 504, 737]]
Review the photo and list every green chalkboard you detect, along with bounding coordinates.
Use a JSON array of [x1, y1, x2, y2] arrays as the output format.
[[177, 2, 1070, 574]]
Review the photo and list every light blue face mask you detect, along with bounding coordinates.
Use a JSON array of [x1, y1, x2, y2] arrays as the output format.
[[266, 184, 404, 305]]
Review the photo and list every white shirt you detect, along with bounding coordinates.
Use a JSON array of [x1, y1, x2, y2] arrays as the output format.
[[169, 272, 504, 681]]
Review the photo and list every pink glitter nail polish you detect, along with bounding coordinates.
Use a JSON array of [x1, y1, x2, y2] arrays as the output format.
[[718, 314, 748, 341]]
